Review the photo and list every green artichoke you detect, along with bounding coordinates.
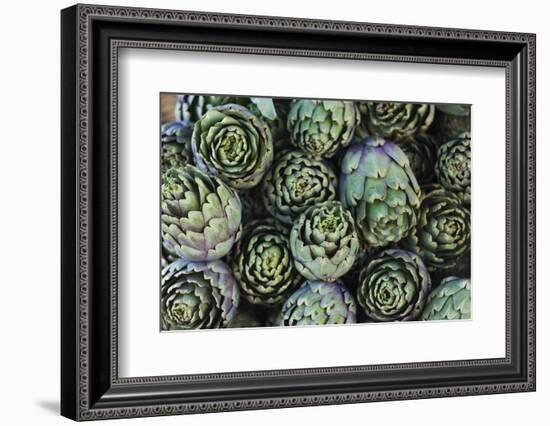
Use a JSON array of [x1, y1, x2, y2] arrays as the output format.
[[262, 149, 338, 224], [358, 102, 435, 141], [421, 276, 471, 320], [161, 259, 239, 330], [435, 132, 471, 204], [339, 136, 421, 247], [161, 165, 242, 262], [281, 280, 357, 326], [401, 184, 470, 270], [399, 133, 438, 185], [287, 99, 360, 158], [429, 104, 470, 144], [175, 94, 234, 123], [161, 121, 194, 173], [192, 104, 274, 190], [290, 201, 359, 281], [232, 219, 301, 306], [357, 249, 431, 321]]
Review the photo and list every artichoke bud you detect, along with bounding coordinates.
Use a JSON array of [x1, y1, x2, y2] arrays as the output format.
[[339, 136, 421, 247], [357, 249, 431, 321], [281, 280, 357, 326], [401, 184, 470, 271], [262, 149, 338, 225], [435, 132, 471, 205], [161, 165, 242, 262], [358, 101, 435, 141], [232, 219, 301, 306], [287, 99, 361, 158], [161, 121, 194, 173], [161, 259, 240, 330], [192, 104, 274, 190], [421, 276, 471, 320], [290, 201, 360, 281]]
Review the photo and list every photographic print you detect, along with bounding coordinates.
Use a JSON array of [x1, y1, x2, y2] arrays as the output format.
[[160, 94, 471, 331]]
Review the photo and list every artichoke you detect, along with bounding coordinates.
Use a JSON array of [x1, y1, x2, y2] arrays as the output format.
[[161, 259, 239, 330], [281, 280, 357, 326], [435, 132, 471, 204], [358, 102, 435, 141], [290, 201, 359, 281], [399, 133, 438, 185], [357, 249, 431, 321], [287, 99, 360, 158], [232, 219, 301, 305], [401, 184, 470, 270], [429, 104, 470, 144], [339, 136, 421, 247], [161, 121, 194, 173], [262, 149, 338, 224], [174, 94, 234, 123], [191, 104, 274, 190], [161, 165, 242, 262], [421, 276, 471, 320]]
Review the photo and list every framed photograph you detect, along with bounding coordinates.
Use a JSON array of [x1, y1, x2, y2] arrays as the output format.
[[61, 4, 536, 421]]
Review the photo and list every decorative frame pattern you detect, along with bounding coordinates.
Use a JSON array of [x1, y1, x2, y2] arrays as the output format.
[[61, 4, 536, 421]]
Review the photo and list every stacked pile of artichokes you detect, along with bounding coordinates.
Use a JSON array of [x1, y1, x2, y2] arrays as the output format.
[[160, 95, 472, 330]]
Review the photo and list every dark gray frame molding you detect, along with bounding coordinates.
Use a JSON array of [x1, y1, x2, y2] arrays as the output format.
[[61, 4, 536, 421]]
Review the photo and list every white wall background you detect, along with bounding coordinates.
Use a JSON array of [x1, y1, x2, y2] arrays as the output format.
[[0, 0, 546, 424]]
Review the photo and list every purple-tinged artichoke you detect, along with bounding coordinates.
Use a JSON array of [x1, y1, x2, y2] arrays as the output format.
[[339, 136, 421, 247], [358, 102, 435, 141], [435, 132, 471, 204], [401, 184, 470, 271], [357, 249, 431, 322], [232, 219, 301, 306], [161, 165, 242, 262], [281, 280, 357, 326], [161, 259, 239, 330], [262, 149, 338, 225], [192, 104, 273, 190], [175, 94, 234, 123], [287, 99, 361, 158], [290, 201, 359, 281], [421, 276, 471, 320]]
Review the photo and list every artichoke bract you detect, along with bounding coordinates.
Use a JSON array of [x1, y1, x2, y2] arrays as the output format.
[[161, 165, 242, 262], [232, 219, 301, 306], [175, 94, 234, 123], [357, 249, 431, 321], [192, 104, 274, 190], [161, 121, 194, 173], [402, 184, 470, 270], [399, 133, 438, 185], [358, 102, 435, 141], [262, 149, 338, 225], [421, 276, 471, 320], [287, 99, 360, 158], [435, 132, 471, 204], [161, 259, 240, 330], [281, 280, 357, 326], [290, 201, 359, 281], [339, 136, 421, 247]]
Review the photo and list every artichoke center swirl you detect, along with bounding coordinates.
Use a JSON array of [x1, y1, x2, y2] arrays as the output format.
[[171, 301, 195, 323]]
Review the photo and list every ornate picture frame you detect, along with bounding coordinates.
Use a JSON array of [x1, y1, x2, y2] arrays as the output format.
[[61, 4, 536, 421]]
